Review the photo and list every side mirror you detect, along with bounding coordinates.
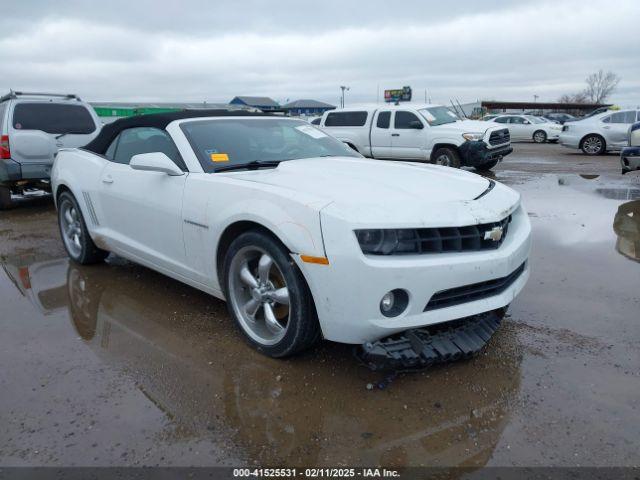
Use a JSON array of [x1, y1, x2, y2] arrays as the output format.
[[523, 120, 531, 125], [409, 120, 424, 129], [130, 152, 184, 176]]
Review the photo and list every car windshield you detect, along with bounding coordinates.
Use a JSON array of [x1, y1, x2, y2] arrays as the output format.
[[418, 107, 459, 126], [181, 118, 360, 173]]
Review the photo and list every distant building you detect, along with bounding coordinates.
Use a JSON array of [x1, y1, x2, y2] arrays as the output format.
[[229, 96, 280, 111], [282, 99, 336, 116]]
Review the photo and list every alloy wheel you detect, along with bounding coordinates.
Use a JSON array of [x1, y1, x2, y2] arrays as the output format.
[[435, 154, 451, 166], [59, 199, 83, 259], [582, 136, 603, 154], [228, 246, 290, 345]]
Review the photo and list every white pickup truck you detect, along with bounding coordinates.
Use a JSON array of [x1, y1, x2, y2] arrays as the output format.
[[319, 104, 513, 171]]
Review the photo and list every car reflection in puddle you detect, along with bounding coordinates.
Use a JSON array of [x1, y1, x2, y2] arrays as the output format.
[[1, 255, 523, 468], [613, 200, 640, 262]]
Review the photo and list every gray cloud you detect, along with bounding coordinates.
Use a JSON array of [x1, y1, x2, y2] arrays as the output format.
[[1, 0, 638, 107]]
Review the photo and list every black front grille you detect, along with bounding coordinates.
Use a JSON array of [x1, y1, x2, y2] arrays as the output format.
[[424, 262, 526, 311], [409, 215, 511, 254], [489, 128, 510, 145]]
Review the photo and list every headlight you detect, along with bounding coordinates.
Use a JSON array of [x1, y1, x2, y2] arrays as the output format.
[[462, 132, 485, 141], [356, 229, 419, 255]]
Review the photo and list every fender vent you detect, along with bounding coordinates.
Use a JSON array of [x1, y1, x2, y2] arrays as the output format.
[[82, 191, 99, 226]]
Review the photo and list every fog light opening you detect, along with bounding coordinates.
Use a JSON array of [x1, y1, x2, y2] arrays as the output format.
[[380, 289, 409, 317]]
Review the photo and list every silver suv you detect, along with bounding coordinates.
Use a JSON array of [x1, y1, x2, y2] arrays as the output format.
[[0, 91, 101, 209]]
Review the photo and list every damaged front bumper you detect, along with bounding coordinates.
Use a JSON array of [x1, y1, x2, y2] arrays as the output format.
[[458, 141, 513, 167], [357, 308, 506, 371]]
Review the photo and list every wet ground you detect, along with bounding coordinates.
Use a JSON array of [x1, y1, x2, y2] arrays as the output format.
[[0, 143, 639, 468]]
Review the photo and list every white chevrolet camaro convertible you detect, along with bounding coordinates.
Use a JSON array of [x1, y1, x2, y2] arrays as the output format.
[[52, 110, 531, 369]]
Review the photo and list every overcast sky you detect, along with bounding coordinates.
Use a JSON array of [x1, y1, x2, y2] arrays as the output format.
[[1, 0, 638, 107]]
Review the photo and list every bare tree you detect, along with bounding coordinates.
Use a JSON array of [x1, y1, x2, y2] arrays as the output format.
[[558, 91, 588, 104], [584, 70, 620, 103]]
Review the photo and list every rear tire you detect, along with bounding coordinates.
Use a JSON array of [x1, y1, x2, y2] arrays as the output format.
[[57, 191, 108, 265], [533, 130, 547, 143], [0, 186, 13, 210], [432, 147, 461, 168], [223, 230, 320, 358], [475, 159, 499, 172], [580, 134, 606, 155]]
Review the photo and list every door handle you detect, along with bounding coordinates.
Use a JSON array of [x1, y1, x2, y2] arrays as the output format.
[[602, 126, 611, 129], [102, 174, 114, 184], [391, 133, 400, 137]]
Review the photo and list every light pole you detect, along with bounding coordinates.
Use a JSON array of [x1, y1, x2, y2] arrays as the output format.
[[340, 86, 350, 108]]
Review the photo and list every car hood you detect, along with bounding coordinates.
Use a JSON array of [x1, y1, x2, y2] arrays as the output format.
[[225, 157, 511, 223], [433, 119, 498, 133]]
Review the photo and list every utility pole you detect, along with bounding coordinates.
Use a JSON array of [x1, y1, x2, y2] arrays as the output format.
[[533, 94, 539, 103], [340, 86, 350, 108]]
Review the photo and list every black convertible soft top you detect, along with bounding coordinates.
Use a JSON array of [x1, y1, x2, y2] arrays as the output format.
[[84, 109, 271, 154]]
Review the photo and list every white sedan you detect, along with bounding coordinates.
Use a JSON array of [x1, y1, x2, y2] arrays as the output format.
[[51, 111, 531, 367], [489, 114, 563, 143]]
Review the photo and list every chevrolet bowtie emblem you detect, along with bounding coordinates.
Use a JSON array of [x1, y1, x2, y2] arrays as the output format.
[[484, 226, 504, 242]]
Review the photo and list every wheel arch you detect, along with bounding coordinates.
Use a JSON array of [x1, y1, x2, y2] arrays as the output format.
[[430, 143, 460, 161], [54, 183, 74, 208], [215, 220, 294, 289]]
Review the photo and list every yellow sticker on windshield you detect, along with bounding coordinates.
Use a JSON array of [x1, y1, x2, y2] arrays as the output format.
[[210, 153, 229, 162]]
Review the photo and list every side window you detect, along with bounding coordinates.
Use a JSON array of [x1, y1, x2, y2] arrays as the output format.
[[112, 127, 185, 169], [394, 111, 421, 129], [510, 116, 525, 124], [609, 112, 636, 124], [636, 111, 640, 122], [105, 135, 119, 160], [602, 115, 611, 123], [494, 116, 509, 124], [310, 118, 321, 125], [376, 111, 391, 129], [324, 111, 368, 127]]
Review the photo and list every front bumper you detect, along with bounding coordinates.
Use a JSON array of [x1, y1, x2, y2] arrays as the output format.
[[357, 308, 506, 371], [458, 141, 513, 167], [296, 196, 532, 344], [621, 146, 640, 174]]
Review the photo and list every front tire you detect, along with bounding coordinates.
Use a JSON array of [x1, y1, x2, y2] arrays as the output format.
[[0, 186, 13, 210], [223, 231, 320, 358], [432, 147, 461, 168], [533, 130, 547, 143], [580, 134, 606, 155], [57, 191, 108, 264]]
